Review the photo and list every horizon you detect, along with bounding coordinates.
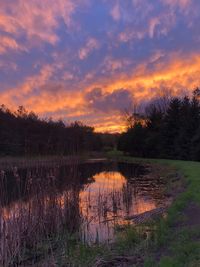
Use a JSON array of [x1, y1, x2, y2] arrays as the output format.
[[1, 0, 200, 132]]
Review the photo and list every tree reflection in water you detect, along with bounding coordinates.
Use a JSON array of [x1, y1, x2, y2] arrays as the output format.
[[0, 161, 165, 265]]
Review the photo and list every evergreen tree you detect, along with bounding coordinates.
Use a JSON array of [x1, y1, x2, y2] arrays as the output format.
[[145, 105, 163, 158], [175, 97, 192, 159], [190, 94, 200, 160], [118, 90, 200, 161], [161, 98, 181, 159]]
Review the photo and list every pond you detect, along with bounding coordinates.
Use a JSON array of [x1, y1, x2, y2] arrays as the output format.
[[0, 160, 166, 263]]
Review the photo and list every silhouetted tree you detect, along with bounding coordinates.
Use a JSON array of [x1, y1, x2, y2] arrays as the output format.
[[118, 89, 200, 161], [118, 122, 147, 157], [145, 104, 163, 158], [0, 106, 103, 156]]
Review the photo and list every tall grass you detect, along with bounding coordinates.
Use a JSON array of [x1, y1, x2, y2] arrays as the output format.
[[0, 163, 81, 266], [0, 158, 167, 266]]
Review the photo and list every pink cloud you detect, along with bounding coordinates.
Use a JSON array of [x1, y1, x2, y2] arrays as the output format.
[[102, 57, 131, 74], [0, 0, 85, 48], [79, 38, 100, 60], [118, 29, 145, 43], [149, 17, 160, 38], [163, 0, 191, 9], [110, 2, 121, 21], [0, 35, 26, 54]]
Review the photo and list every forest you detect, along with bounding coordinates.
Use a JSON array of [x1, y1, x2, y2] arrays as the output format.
[[118, 88, 200, 161], [1, 88, 200, 161], [0, 105, 103, 156]]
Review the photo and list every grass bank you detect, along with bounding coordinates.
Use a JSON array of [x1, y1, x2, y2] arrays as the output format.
[[107, 152, 200, 267]]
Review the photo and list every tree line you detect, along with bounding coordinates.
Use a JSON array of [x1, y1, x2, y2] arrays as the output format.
[[118, 89, 200, 161], [0, 105, 103, 156]]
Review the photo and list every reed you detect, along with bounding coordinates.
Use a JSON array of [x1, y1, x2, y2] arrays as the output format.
[[0, 159, 164, 266], [0, 162, 81, 266]]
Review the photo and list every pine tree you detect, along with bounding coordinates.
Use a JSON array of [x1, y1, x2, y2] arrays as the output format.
[[161, 98, 181, 159], [145, 105, 163, 158]]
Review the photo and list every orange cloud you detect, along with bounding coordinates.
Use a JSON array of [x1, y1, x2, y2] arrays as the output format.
[[0, 0, 200, 134], [2, 52, 200, 133], [85, 114, 125, 133], [78, 52, 200, 131], [88, 53, 200, 99]]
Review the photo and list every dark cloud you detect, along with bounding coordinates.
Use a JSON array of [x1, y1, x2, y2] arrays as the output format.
[[85, 88, 133, 112]]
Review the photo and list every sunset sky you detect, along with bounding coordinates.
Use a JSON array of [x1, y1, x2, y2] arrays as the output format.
[[1, 0, 200, 132]]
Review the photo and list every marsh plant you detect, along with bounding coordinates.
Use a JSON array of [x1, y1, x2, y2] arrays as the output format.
[[0, 164, 82, 266], [0, 161, 164, 266]]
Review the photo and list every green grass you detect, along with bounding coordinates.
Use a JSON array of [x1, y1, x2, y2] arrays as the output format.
[[114, 225, 143, 253], [66, 243, 110, 267], [108, 151, 200, 267]]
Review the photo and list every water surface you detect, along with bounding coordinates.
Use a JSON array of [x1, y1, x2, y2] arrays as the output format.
[[0, 160, 165, 244]]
